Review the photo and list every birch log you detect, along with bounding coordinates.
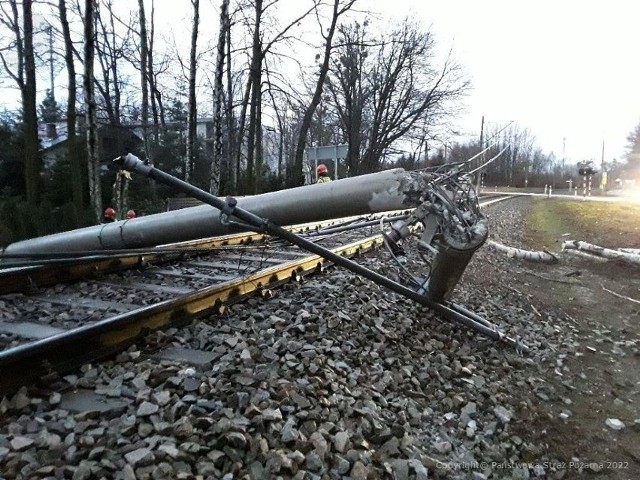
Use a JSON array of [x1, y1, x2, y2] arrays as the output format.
[[619, 248, 640, 255], [562, 240, 640, 266], [488, 240, 558, 264], [562, 249, 608, 262]]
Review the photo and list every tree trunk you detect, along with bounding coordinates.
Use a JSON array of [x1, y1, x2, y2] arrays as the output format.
[[235, 75, 252, 194], [59, 0, 83, 223], [106, 4, 121, 124], [22, 0, 40, 204], [225, 23, 236, 193], [185, 0, 200, 182], [138, 0, 149, 161], [245, 0, 263, 194], [563, 240, 640, 266], [488, 240, 558, 264], [291, 0, 350, 187], [210, 0, 229, 195], [147, 0, 161, 143], [84, 0, 102, 222], [255, 94, 263, 193]]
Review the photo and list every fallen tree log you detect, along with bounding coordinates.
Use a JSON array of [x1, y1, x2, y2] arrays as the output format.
[[562, 240, 640, 266], [563, 249, 608, 262], [487, 240, 558, 264]]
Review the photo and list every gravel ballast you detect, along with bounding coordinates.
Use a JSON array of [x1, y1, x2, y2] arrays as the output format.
[[0, 197, 585, 479]]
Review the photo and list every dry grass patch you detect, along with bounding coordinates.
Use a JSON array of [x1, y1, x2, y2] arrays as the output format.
[[524, 198, 640, 251]]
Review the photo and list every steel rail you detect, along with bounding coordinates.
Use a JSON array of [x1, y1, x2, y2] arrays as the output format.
[[0, 213, 408, 294], [0, 233, 384, 395], [0, 189, 515, 395]]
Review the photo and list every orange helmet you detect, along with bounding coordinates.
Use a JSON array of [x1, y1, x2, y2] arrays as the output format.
[[126, 209, 136, 219], [104, 207, 116, 219], [317, 164, 328, 175]]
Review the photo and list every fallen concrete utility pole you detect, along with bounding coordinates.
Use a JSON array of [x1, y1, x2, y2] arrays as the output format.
[[103, 154, 525, 351], [4, 167, 413, 256]]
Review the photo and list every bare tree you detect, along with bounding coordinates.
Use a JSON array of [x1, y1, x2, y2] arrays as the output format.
[[23, 0, 39, 203], [244, 0, 263, 193], [264, 63, 288, 182], [94, 0, 131, 126], [184, 0, 199, 182], [59, 0, 84, 221], [327, 20, 370, 176], [326, 20, 469, 174], [146, 0, 166, 140], [0, 0, 41, 204], [137, 0, 149, 159], [363, 24, 467, 172], [290, 0, 357, 187], [84, 0, 102, 222], [125, 0, 165, 140], [209, 0, 229, 195], [236, 0, 319, 193], [225, 19, 236, 192], [22, 0, 39, 203]]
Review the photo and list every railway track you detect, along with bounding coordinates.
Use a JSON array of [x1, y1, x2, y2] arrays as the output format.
[[0, 197, 514, 396], [0, 212, 410, 395]]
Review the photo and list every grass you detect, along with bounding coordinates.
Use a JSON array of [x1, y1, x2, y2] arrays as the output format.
[[524, 198, 640, 251]]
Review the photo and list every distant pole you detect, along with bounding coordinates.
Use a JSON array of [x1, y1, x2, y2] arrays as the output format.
[[600, 139, 605, 192], [476, 116, 484, 192], [562, 137, 566, 171], [48, 25, 55, 99]]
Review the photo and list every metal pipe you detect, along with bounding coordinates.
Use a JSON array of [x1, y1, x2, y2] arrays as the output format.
[[425, 236, 487, 301], [3, 158, 412, 256]]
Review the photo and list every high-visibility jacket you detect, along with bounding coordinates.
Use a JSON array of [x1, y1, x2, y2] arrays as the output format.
[[317, 176, 331, 184]]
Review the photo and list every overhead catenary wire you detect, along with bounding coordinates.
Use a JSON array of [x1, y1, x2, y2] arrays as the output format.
[[466, 146, 509, 176]]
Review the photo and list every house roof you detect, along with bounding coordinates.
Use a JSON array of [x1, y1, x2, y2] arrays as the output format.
[[38, 122, 68, 152]]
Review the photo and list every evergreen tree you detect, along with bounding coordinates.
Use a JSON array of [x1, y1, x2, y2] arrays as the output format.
[[625, 122, 640, 176], [39, 89, 62, 123], [0, 119, 25, 196]]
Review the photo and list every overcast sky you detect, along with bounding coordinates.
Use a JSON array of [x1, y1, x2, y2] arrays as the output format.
[[7, 0, 640, 165], [114, 0, 640, 164], [371, 0, 640, 164]]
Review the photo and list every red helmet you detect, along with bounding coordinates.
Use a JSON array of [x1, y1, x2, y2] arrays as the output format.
[[126, 209, 136, 219], [104, 207, 116, 219], [317, 164, 328, 175]]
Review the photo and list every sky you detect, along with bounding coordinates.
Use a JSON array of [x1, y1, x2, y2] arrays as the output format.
[[113, 0, 640, 164], [369, 0, 640, 164]]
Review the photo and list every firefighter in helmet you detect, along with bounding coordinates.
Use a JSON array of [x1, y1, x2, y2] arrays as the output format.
[[317, 164, 331, 184], [102, 207, 116, 223], [126, 209, 137, 219]]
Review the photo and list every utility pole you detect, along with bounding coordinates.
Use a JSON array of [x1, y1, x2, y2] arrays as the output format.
[[476, 116, 484, 192], [47, 24, 55, 100], [600, 139, 606, 192]]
